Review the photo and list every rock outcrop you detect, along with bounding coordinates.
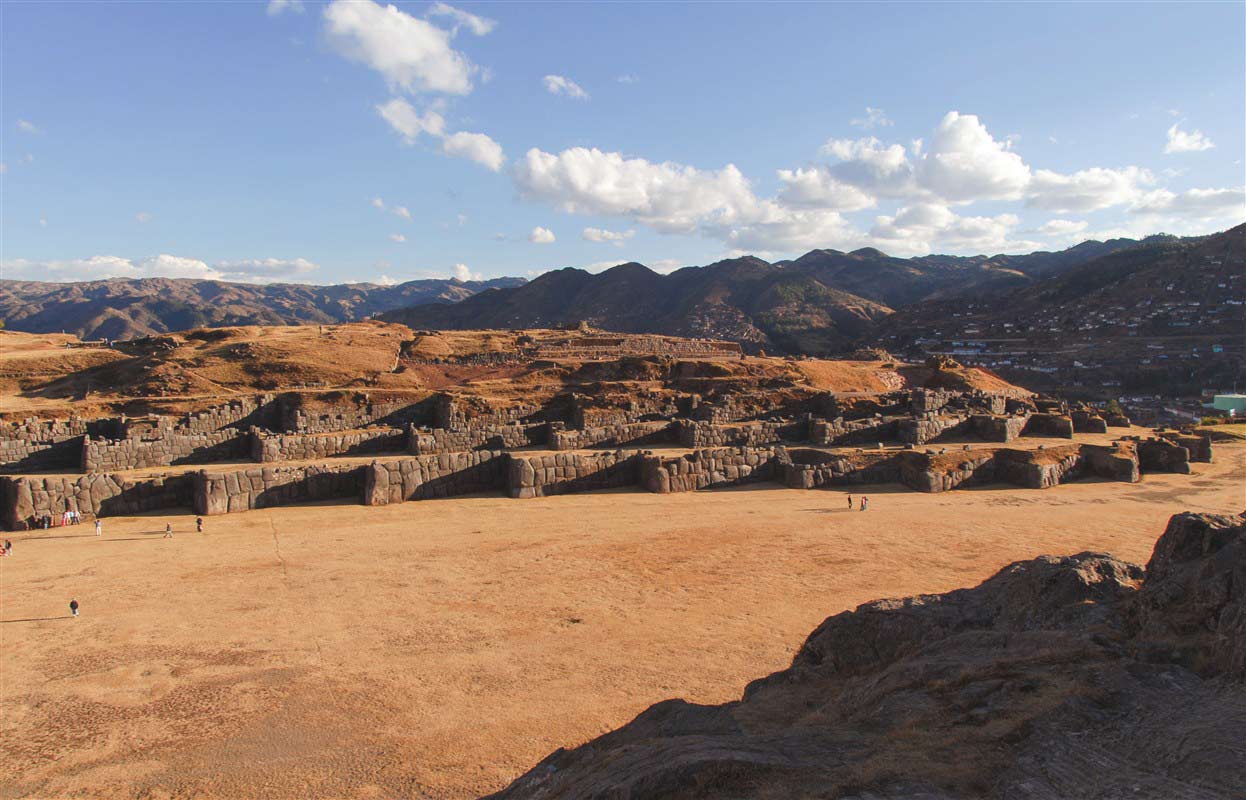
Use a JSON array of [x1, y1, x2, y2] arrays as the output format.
[[490, 512, 1246, 800]]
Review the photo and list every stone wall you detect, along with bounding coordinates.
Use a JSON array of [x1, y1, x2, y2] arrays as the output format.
[[409, 423, 546, 454], [175, 394, 279, 434], [252, 427, 405, 462], [897, 414, 973, 445], [1137, 438, 1192, 474], [1021, 413, 1075, 439], [1158, 431, 1212, 463], [194, 463, 364, 515], [280, 394, 427, 434], [550, 421, 674, 451], [0, 437, 84, 473], [1, 472, 194, 530], [433, 395, 542, 430], [969, 414, 1028, 443], [640, 447, 780, 493], [508, 451, 640, 498], [1071, 410, 1109, 434], [810, 417, 900, 447], [677, 419, 806, 448], [82, 430, 249, 472], [363, 451, 506, 505], [782, 449, 905, 490]]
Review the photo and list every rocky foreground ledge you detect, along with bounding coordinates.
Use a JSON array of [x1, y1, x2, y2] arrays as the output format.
[[489, 513, 1246, 799]]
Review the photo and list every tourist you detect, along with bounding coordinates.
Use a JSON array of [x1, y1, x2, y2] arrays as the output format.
[[69, 598, 79, 618], [95, 519, 102, 536], [164, 522, 173, 539], [847, 494, 853, 510], [861, 496, 870, 511], [196, 517, 203, 533], [3, 539, 10, 555]]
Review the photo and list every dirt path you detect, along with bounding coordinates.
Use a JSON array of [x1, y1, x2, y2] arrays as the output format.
[[2, 445, 1243, 799]]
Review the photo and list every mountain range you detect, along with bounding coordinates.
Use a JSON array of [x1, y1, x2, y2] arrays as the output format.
[[0, 276, 525, 341], [383, 232, 1190, 353]]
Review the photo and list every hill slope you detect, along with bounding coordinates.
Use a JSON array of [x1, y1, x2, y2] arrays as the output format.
[[0, 276, 525, 341], [491, 512, 1246, 800], [385, 260, 894, 354]]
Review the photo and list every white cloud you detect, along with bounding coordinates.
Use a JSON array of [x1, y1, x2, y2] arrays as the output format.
[[1036, 219, 1088, 236], [451, 262, 480, 281], [868, 203, 1035, 256], [39, 216, 48, 227], [323, 0, 478, 96], [543, 74, 589, 100], [915, 112, 1031, 202], [376, 97, 446, 144], [266, 0, 303, 16], [617, 73, 638, 84], [514, 146, 759, 234], [850, 106, 892, 129], [371, 197, 386, 210], [16, 119, 39, 134], [818, 136, 916, 198], [1164, 122, 1215, 154], [1, 254, 320, 284], [582, 227, 635, 245], [214, 257, 318, 282], [441, 130, 505, 171], [426, 2, 496, 36], [1028, 166, 1154, 213], [1131, 187, 1245, 220], [394, 205, 412, 220], [389, 233, 407, 242], [529, 226, 556, 244], [374, 274, 399, 286], [776, 166, 877, 211], [135, 211, 152, 223], [375, 97, 503, 170], [457, 213, 468, 226]]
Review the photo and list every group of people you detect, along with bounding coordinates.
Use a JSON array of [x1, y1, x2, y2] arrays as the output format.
[[34, 510, 87, 529], [846, 494, 871, 511]]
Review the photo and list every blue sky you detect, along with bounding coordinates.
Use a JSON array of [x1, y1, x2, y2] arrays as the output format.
[[2, 0, 1243, 285]]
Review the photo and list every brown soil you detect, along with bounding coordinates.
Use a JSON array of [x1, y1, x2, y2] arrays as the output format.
[[3, 443, 1242, 799]]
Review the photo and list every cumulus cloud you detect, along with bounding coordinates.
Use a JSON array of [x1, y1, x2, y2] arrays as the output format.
[[543, 74, 589, 100], [266, 0, 303, 16], [16, 119, 39, 134], [441, 130, 505, 171], [1131, 187, 1245, 220], [1027, 166, 1154, 213], [373, 274, 399, 286], [1164, 122, 1215, 154], [1036, 219, 1088, 236], [135, 211, 152, 223], [451, 262, 481, 281], [582, 227, 635, 245], [1, 255, 319, 284], [324, 0, 478, 95], [426, 2, 496, 36], [915, 112, 1031, 202], [776, 166, 877, 211], [375, 97, 503, 170], [376, 97, 446, 143], [371, 197, 386, 210], [394, 206, 412, 220], [617, 73, 638, 84], [868, 203, 1035, 256], [850, 106, 892, 129], [529, 226, 556, 244], [389, 233, 406, 243]]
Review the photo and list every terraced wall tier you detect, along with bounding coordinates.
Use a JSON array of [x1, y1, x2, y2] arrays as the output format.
[[252, 428, 405, 462], [195, 463, 364, 515], [363, 451, 507, 505], [1, 472, 194, 530]]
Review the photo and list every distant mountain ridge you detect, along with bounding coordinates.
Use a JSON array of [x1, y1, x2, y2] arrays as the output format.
[[384, 232, 1192, 353], [0, 276, 526, 341]]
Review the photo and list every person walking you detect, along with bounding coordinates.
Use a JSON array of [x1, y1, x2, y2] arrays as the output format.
[[95, 519, 102, 536], [69, 598, 79, 618], [4, 539, 12, 555], [164, 522, 173, 539], [846, 494, 853, 510], [195, 517, 203, 533], [861, 496, 870, 511]]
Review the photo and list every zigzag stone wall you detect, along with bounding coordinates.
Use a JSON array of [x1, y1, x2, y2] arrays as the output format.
[[639, 447, 780, 493], [1, 472, 194, 530], [194, 463, 365, 515], [82, 430, 249, 473], [508, 451, 640, 498], [252, 427, 405, 463], [363, 451, 507, 505], [550, 421, 674, 451]]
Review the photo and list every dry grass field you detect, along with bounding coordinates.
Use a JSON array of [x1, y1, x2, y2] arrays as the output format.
[[3, 443, 1242, 799]]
